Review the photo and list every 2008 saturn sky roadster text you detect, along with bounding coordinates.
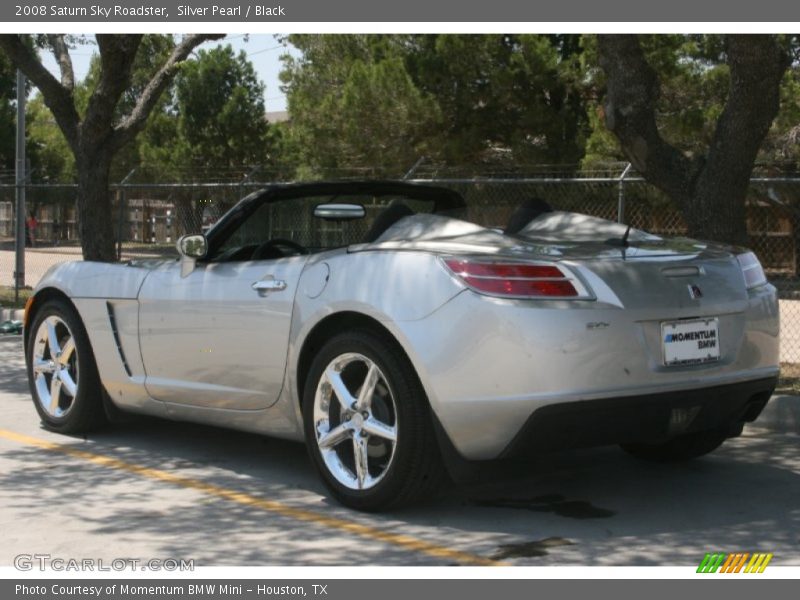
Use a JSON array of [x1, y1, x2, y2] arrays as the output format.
[[23, 181, 779, 511]]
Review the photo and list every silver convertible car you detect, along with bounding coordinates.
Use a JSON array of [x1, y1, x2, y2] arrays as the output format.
[[23, 181, 779, 511]]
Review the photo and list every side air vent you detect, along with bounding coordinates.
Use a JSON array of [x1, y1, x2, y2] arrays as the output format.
[[106, 302, 132, 377]]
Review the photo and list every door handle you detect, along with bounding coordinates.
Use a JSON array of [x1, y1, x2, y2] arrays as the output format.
[[252, 279, 287, 292]]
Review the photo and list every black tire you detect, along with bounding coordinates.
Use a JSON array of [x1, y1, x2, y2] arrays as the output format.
[[26, 299, 107, 433], [620, 430, 728, 462], [302, 329, 447, 511]]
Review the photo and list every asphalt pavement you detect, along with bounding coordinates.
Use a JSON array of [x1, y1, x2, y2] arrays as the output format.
[[0, 333, 798, 567]]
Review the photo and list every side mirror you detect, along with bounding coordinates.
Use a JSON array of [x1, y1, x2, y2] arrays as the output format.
[[176, 234, 207, 277], [177, 234, 208, 259], [314, 203, 366, 221]]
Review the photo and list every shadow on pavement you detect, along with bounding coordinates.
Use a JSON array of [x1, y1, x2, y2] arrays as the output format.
[[0, 335, 26, 395], [1, 336, 799, 565], [0, 413, 798, 566]]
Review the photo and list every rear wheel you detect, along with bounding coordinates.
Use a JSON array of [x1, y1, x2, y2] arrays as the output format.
[[302, 330, 446, 511], [26, 299, 106, 433], [620, 430, 728, 462]]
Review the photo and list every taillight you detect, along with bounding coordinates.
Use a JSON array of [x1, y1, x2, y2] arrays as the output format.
[[737, 252, 767, 289], [442, 257, 592, 299]]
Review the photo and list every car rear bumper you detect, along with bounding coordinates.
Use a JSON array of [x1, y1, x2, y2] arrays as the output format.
[[392, 282, 780, 460], [499, 376, 776, 458]]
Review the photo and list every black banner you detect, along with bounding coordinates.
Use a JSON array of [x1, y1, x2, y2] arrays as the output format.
[[5, 580, 800, 600], [4, 0, 800, 22]]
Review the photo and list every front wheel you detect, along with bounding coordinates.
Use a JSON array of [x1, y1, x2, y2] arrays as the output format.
[[302, 330, 446, 511], [620, 430, 728, 462], [26, 299, 106, 433]]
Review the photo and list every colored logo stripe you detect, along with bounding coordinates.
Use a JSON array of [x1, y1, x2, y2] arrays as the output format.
[[697, 553, 726, 573], [697, 552, 773, 573], [745, 553, 773, 573], [720, 553, 749, 573]]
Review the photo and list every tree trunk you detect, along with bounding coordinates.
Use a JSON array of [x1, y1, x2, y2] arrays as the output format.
[[684, 178, 750, 245], [76, 151, 117, 262], [597, 34, 788, 247]]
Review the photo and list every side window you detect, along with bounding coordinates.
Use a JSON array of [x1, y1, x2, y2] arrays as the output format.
[[211, 203, 273, 261], [226, 203, 271, 248], [208, 192, 442, 262]]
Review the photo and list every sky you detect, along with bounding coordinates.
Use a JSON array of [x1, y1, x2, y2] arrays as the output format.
[[39, 34, 300, 113]]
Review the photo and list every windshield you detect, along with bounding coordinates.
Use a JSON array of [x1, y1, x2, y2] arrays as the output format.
[[207, 189, 465, 262]]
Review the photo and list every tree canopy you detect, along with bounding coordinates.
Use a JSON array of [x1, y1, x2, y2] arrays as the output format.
[[0, 49, 17, 175], [165, 44, 272, 173], [280, 34, 590, 177], [4, 33, 800, 252], [583, 35, 800, 171]]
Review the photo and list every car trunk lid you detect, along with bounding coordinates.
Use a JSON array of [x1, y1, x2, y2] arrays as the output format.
[[354, 212, 747, 314]]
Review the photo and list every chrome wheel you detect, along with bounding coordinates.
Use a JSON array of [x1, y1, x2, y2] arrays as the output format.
[[312, 352, 398, 490], [31, 315, 79, 418], [303, 330, 446, 510]]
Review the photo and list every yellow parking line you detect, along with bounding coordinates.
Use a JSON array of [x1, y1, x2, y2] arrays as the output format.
[[0, 428, 501, 566]]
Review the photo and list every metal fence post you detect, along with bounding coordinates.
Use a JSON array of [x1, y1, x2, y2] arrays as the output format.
[[617, 163, 632, 224], [403, 156, 426, 180], [14, 70, 26, 303], [240, 166, 260, 201], [116, 169, 136, 261]]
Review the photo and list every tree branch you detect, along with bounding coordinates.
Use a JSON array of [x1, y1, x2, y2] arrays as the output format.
[[47, 34, 75, 91], [81, 34, 143, 148], [0, 34, 80, 150], [597, 34, 698, 206], [114, 33, 224, 150], [700, 35, 789, 186], [598, 34, 789, 244], [679, 34, 790, 242]]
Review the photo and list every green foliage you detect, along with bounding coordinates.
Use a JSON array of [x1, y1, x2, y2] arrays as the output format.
[[27, 94, 74, 181], [642, 35, 729, 156], [16, 33, 800, 186], [582, 34, 800, 172], [21, 35, 178, 182], [0, 36, 36, 174], [77, 35, 176, 119], [172, 44, 271, 172], [0, 50, 16, 172], [284, 47, 440, 177], [25, 40, 273, 183], [138, 44, 274, 180], [281, 35, 433, 177], [405, 34, 588, 166], [76, 35, 177, 181], [761, 35, 800, 170], [281, 34, 590, 177]]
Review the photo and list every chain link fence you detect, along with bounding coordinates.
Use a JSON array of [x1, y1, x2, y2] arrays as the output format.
[[2, 171, 800, 373]]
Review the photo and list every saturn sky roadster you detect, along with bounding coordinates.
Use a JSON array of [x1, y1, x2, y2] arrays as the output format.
[[23, 181, 779, 510]]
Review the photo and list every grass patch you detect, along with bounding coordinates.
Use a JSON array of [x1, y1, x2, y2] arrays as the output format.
[[0, 286, 32, 309], [774, 363, 800, 395], [777, 376, 800, 395]]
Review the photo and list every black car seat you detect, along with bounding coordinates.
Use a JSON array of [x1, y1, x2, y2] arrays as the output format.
[[504, 198, 554, 234], [362, 203, 415, 243]]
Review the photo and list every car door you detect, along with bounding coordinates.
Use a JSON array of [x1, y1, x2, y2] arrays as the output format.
[[138, 254, 307, 411]]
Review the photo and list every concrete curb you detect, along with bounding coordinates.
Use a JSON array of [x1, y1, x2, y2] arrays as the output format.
[[0, 308, 24, 322], [750, 394, 800, 434]]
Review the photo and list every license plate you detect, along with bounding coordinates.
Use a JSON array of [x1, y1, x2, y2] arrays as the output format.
[[661, 318, 720, 366]]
